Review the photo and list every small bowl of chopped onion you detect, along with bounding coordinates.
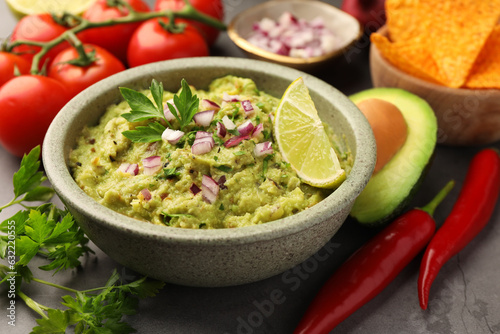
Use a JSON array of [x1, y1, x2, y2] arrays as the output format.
[[228, 0, 363, 72]]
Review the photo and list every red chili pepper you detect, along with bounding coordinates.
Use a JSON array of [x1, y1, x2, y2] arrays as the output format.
[[418, 148, 500, 310], [293, 181, 454, 334]]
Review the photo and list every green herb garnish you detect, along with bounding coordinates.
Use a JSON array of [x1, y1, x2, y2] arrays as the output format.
[[0, 146, 165, 333], [215, 165, 232, 173], [120, 78, 199, 143]]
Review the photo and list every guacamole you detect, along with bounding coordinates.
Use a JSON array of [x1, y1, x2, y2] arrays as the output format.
[[69, 76, 351, 229]]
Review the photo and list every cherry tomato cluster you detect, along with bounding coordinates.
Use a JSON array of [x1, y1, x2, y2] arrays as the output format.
[[0, 0, 224, 158]]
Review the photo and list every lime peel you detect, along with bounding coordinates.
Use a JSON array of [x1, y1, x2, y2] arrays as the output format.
[[274, 77, 346, 189]]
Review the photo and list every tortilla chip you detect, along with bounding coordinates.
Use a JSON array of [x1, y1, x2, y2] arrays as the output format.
[[465, 25, 500, 89], [371, 33, 447, 85], [384, 0, 500, 88]]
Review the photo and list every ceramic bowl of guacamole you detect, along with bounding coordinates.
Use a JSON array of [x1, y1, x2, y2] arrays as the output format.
[[43, 57, 375, 287]]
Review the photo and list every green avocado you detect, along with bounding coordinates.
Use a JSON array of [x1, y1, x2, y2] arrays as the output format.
[[349, 88, 437, 226]]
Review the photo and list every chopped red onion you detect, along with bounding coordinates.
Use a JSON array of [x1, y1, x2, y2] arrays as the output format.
[[190, 183, 201, 195], [192, 136, 215, 155], [164, 99, 178, 121], [237, 120, 255, 136], [140, 188, 152, 201], [222, 115, 236, 130], [193, 109, 215, 127], [162, 128, 184, 145], [195, 131, 213, 139], [216, 122, 227, 138], [224, 134, 250, 148], [223, 92, 240, 102], [142, 156, 162, 175], [254, 141, 274, 157], [201, 99, 220, 111], [118, 162, 139, 176], [241, 100, 254, 114], [252, 123, 264, 138], [202, 175, 219, 204], [247, 11, 338, 58]]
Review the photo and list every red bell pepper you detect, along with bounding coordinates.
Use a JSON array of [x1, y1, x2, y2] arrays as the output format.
[[294, 181, 454, 334], [418, 148, 500, 310]]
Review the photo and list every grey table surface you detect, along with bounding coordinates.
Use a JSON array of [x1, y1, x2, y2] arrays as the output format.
[[1, 1, 499, 333]]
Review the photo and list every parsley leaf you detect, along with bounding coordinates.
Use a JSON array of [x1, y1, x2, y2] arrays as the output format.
[[120, 78, 199, 143], [121, 122, 166, 143], [168, 78, 199, 131]]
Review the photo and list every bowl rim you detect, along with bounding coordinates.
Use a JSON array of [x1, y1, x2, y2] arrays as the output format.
[[227, 0, 363, 65], [43, 57, 375, 246], [372, 25, 500, 95]]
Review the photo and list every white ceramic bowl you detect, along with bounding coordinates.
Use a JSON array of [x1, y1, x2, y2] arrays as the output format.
[[228, 0, 362, 72], [43, 57, 375, 287]]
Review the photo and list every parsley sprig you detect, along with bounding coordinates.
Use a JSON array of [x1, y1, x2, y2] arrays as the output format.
[[0, 146, 165, 333], [120, 78, 199, 143]]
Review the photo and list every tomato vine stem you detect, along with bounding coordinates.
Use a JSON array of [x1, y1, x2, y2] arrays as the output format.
[[6, 1, 226, 74]]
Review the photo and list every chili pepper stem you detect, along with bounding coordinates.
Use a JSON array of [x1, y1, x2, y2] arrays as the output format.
[[419, 180, 455, 217]]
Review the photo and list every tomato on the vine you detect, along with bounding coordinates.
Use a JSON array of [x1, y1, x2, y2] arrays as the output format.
[[0, 75, 71, 158], [0, 52, 31, 87], [48, 44, 125, 98], [127, 18, 209, 68], [154, 0, 224, 45], [10, 14, 71, 69], [79, 0, 151, 65]]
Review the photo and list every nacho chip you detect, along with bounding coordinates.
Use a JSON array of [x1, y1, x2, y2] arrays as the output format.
[[465, 25, 500, 89], [383, 0, 500, 88], [371, 33, 447, 85]]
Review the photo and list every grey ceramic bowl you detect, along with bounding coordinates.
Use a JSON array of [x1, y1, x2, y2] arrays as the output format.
[[43, 57, 375, 287]]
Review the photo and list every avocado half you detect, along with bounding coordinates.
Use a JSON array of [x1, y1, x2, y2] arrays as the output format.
[[349, 88, 437, 227]]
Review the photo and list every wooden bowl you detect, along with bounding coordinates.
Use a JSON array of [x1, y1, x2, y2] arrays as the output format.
[[228, 0, 362, 73], [370, 26, 500, 146]]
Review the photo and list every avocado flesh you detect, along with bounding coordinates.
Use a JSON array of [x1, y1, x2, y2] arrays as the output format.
[[349, 88, 437, 226]]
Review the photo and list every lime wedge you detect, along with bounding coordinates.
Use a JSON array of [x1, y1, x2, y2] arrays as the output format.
[[6, 0, 95, 19], [274, 77, 346, 189]]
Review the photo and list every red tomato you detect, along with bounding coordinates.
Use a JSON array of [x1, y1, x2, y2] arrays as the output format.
[[154, 0, 224, 45], [10, 14, 70, 70], [127, 18, 209, 68], [0, 75, 71, 157], [80, 0, 150, 65], [0, 52, 31, 87], [48, 44, 125, 98]]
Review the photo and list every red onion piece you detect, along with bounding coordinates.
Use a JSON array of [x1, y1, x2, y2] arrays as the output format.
[[269, 113, 274, 123], [164, 99, 178, 121], [142, 156, 162, 175], [216, 122, 227, 138], [162, 128, 184, 145], [222, 115, 236, 130], [202, 175, 219, 204], [190, 183, 201, 195], [224, 134, 250, 148], [241, 100, 254, 114], [118, 163, 139, 176], [140, 188, 152, 201], [237, 120, 255, 136], [201, 99, 220, 111], [195, 131, 213, 139], [254, 141, 274, 157], [193, 109, 215, 127], [192, 136, 215, 155], [223, 92, 240, 102], [252, 123, 264, 138]]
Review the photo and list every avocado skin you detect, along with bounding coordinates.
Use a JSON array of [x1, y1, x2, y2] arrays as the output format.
[[349, 88, 437, 227]]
